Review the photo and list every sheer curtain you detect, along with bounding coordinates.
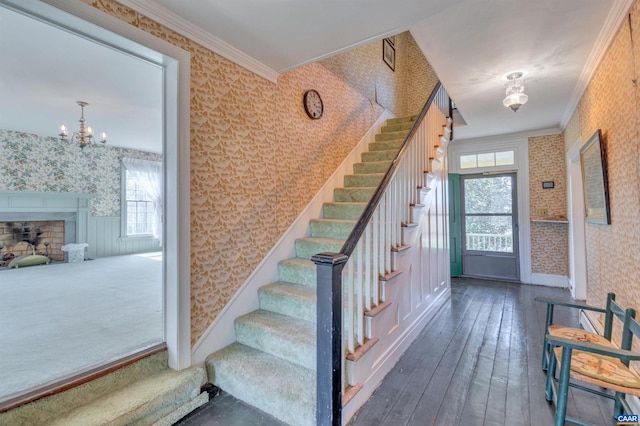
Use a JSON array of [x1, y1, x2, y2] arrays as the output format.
[[122, 157, 163, 245]]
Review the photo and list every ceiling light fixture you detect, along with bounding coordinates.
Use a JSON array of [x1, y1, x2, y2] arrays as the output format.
[[59, 101, 107, 149], [503, 72, 528, 112]]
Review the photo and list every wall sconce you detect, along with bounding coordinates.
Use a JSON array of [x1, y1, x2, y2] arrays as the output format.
[[503, 72, 528, 112]]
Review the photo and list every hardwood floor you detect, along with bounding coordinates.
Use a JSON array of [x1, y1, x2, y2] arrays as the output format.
[[177, 277, 616, 426], [349, 277, 615, 426]]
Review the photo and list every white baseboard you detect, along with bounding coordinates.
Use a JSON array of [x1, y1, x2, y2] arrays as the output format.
[[529, 273, 569, 288], [191, 110, 394, 366]]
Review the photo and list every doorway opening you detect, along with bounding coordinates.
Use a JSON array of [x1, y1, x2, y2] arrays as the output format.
[[0, 0, 190, 409], [460, 173, 520, 281]]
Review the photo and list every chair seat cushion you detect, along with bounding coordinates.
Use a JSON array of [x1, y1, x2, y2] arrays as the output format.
[[554, 347, 640, 391], [548, 325, 613, 347]]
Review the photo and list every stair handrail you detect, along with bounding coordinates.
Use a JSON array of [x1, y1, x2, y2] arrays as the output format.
[[312, 81, 451, 426], [339, 81, 444, 257]]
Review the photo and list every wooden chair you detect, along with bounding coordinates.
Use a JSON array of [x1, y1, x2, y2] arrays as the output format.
[[536, 292, 617, 371], [545, 306, 640, 426]]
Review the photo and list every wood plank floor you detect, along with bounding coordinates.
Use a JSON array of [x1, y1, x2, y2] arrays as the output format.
[[176, 277, 616, 426]]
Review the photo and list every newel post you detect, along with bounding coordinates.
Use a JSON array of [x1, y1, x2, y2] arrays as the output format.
[[312, 251, 348, 426]]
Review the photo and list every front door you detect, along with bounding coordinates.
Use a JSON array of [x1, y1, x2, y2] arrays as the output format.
[[461, 173, 519, 281]]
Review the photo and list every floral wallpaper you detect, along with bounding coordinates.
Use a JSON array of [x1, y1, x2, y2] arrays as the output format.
[[563, 0, 640, 335], [83, 0, 438, 344], [0, 130, 161, 216], [528, 134, 568, 276]]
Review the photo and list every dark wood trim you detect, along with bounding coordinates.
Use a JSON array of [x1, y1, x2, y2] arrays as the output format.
[[401, 222, 418, 228], [0, 343, 167, 413], [342, 383, 363, 407], [380, 270, 403, 281], [346, 337, 379, 362], [312, 252, 348, 426], [364, 301, 392, 317]]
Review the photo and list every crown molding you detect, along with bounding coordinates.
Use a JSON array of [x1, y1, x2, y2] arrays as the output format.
[[116, 0, 280, 83], [455, 127, 563, 145], [560, 0, 635, 129]]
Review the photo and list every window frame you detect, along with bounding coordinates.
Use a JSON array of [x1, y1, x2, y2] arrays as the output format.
[[120, 164, 157, 240], [121, 165, 156, 238]]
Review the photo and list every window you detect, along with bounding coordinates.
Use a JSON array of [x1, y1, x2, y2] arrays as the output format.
[[125, 169, 155, 236], [460, 150, 515, 169]]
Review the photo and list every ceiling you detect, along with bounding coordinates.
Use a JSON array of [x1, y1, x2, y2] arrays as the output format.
[[0, 5, 163, 153], [134, 0, 626, 140], [0, 0, 630, 149]]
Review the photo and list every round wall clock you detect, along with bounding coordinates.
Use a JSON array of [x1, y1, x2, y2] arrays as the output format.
[[303, 89, 323, 119]]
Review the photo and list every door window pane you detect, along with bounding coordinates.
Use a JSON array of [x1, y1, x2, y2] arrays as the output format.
[[464, 176, 513, 214], [465, 216, 513, 252]]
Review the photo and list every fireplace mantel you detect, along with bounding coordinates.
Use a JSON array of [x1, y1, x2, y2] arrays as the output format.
[[0, 191, 93, 244]]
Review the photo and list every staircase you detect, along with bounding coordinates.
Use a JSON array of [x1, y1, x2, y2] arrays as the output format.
[[205, 116, 417, 426]]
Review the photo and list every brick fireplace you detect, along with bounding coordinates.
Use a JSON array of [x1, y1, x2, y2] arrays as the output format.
[[0, 191, 91, 266], [0, 220, 65, 263]]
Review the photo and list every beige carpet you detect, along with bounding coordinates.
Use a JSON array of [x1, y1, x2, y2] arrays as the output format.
[[0, 253, 163, 401]]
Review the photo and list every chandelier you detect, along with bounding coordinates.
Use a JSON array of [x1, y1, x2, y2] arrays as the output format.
[[59, 101, 107, 149], [502, 72, 528, 112]]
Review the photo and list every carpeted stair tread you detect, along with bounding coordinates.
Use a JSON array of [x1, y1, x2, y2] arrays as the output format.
[[278, 258, 317, 286], [47, 367, 207, 426], [375, 130, 409, 142], [0, 352, 208, 426], [258, 281, 316, 321], [381, 121, 414, 133], [353, 160, 392, 174], [206, 342, 315, 426], [386, 115, 418, 125], [295, 236, 345, 259], [334, 187, 376, 202], [368, 139, 404, 151], [344, 173, 384, 187], [361, 149, 398, 162], [235, 310, 316, 370], [310, 218, 357, 239], [322, 202, 367, 220]]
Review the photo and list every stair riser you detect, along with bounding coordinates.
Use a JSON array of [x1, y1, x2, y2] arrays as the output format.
[[353, 161, 391, 174], [258, 286, 316, 322], [206, 344, 316, 426], [361, 150, 397, 162], [344, 174, 383, 187], [310, 220, 355, 239], [235, 319, 316, 371], [295, 239, 343, 260], [322, 203, 366, 220], [368, 140, 404, 152], [278, 261, 317, 286], [334, 187, 376, 203]]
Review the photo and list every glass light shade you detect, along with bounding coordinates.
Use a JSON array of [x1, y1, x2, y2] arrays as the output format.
[[503, 93, 528, 112]]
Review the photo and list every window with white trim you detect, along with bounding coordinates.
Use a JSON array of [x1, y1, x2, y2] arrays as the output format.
[[124, 168, 155, 236], [460, 150, 515, 169]]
